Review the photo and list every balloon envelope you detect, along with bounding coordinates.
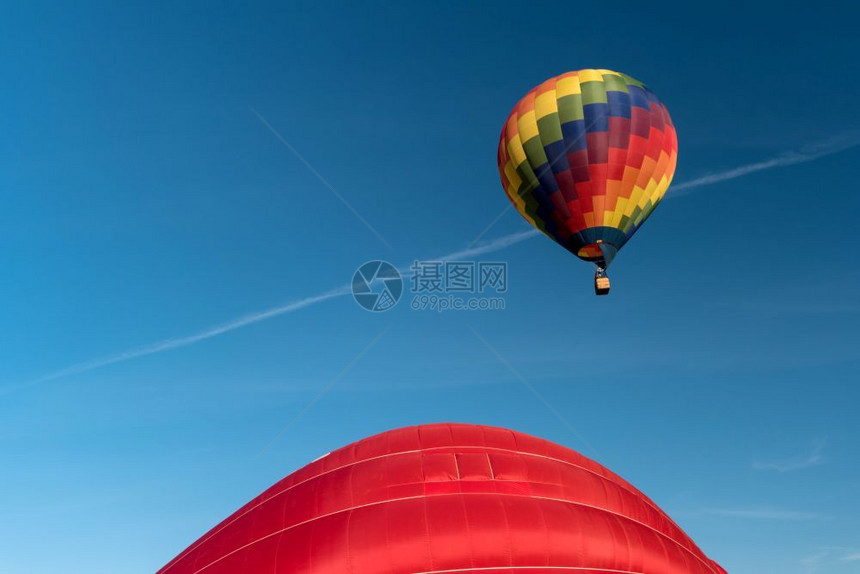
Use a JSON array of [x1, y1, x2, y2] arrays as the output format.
[[498, 69, 678, 268], [159, 423, 724, 574]]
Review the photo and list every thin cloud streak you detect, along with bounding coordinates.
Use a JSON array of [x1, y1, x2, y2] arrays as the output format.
[[5, 288, 351, 394], [752, 440, 826, 472], [13, 134, 855, 391], [426, 228, 540, 264], [471, 132, 860, 239], [468, 325, 598, 458], [256, 322, 394, 459], [670, 133, 860, 195], [10, 231, 540, 392], [251, 107, 393, 249], [801, 547, 860, 571], [704, 507, 824, 520]]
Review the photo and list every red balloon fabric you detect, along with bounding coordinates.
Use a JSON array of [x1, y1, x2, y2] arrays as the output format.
[[159, 423, 726, 574]]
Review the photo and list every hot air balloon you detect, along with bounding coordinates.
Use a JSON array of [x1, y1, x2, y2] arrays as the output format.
[[159, 423, 725, 574], [498, 69, 678, 295]]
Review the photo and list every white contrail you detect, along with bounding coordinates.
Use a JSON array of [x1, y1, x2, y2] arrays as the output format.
[[417, 228, 540, 264], [472, 133, 859, 242], [9, 230, 540, 392], [670, 133, 860, 195], [11, 134, 857, 391], [6, 288, 351, 393]]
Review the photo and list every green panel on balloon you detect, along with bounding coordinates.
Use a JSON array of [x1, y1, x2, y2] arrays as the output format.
[[602, 74, 629, 93], [522, 137, 548, 168], [537, 114, 563, 145], [580, 81, 608, 105], [557, 94, 584, 122]]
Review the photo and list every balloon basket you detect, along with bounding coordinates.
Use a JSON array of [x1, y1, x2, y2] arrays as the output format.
[[594, 276, 611, 296]]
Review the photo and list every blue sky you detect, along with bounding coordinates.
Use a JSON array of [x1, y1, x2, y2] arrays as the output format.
[[2, 1, 860, 573]]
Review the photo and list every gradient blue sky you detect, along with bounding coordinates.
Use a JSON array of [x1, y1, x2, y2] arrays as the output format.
[[2, 2, 859, 573]]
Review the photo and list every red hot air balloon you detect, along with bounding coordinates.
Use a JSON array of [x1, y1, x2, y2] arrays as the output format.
[[159, 423, 725, 574]]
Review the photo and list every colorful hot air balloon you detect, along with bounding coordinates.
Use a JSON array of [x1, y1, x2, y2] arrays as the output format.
[[159, 423, 725, 574], [498, 69, 678, 295]]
